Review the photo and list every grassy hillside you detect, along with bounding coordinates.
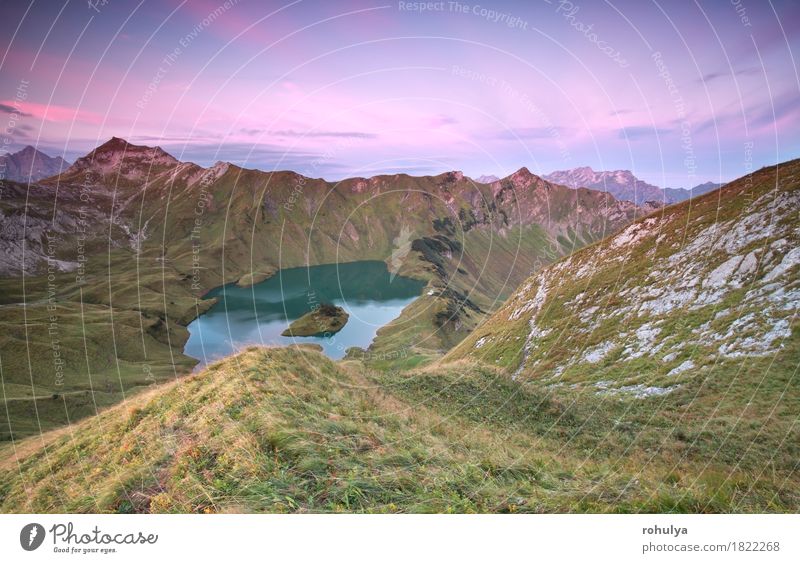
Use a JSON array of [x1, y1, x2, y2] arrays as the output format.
[[440, 160, 800, 510], [447, 159, 799, 385], [2, 346, 797, 513]]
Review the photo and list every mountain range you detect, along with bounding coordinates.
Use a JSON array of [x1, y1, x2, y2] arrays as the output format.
[[544, 166, 723, 205], [0, 145, 71, 182], [663, 181, 726, 202], [0, 137, 648, 439], [1, 148, 796, 513]]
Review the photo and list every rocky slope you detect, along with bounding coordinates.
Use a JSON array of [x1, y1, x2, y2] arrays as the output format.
[[448, 159, 799, 400], [0, 145, 70, 182]]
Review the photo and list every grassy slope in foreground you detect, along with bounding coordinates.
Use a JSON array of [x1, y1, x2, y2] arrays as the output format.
[[1, 346, 798, 513]]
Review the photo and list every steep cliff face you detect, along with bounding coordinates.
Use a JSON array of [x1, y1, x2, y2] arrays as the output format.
[[448, 159, 799, 399]]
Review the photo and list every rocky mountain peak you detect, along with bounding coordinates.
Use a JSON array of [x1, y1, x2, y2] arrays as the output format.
[[437, 170, 464, 183], [17, 145, 38, 157], [475, 174, 499, 184], [611, 169, 635, 181], [504, 166, 538, 188], [544, 166, 664, 205], [66, 137, 180, 180]]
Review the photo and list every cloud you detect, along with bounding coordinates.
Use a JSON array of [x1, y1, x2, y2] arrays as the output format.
[[349, 163, 443, 177], [9, 124, 33, 139], [492, 126, 566, 140], [748, 90, 800, 130], [692, 89, 799, 135], [0, 103, 31, 117], [239, 128, 377, 138], [699, 67, 759, 83], [159, 141, 341, 175], [157, 140, 455, 180], [270, 129, 378, 139], [617, 126, 671, 140], [426, 115, 458, 128], [0, 100, 103, 124]]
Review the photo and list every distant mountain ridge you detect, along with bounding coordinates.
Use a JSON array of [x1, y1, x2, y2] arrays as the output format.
[[663, 181, 724, 203], [16, 138, 649, 282], [0, 145, 70, 182], [544, 166, 724, 205]]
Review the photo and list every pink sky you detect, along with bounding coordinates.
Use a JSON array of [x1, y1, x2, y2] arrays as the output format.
[[1, 0, 798, 186]]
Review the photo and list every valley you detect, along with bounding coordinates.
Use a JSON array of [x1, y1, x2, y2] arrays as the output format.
[[0, 139, 644, 439]]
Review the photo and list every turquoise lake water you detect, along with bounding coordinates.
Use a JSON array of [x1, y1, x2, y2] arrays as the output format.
[[184, 261, 425, 365]]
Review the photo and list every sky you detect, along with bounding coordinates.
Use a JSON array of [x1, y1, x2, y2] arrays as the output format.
[[0, 0, 798, 187]]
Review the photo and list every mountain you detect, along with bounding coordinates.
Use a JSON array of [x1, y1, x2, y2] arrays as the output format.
[[63, 136, 178, 181], [544, 167, 727, 205], [0, 145, 70, 182], [475, 174, 500, 184], [0, 138, 647, 438], [440, 159, 800, 510], [663, 181, 725, 203], [544, 166, 666, 205], [448, 159, 799, 393]]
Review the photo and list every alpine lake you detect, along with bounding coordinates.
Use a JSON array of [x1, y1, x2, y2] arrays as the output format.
[[185, 261, 425, 366]]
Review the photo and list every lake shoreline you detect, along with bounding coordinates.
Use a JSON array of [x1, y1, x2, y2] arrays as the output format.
[[184, 260, 426, 366]]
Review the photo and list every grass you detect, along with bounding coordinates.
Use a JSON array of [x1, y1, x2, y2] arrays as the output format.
[[1, 346, 796, 513]]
